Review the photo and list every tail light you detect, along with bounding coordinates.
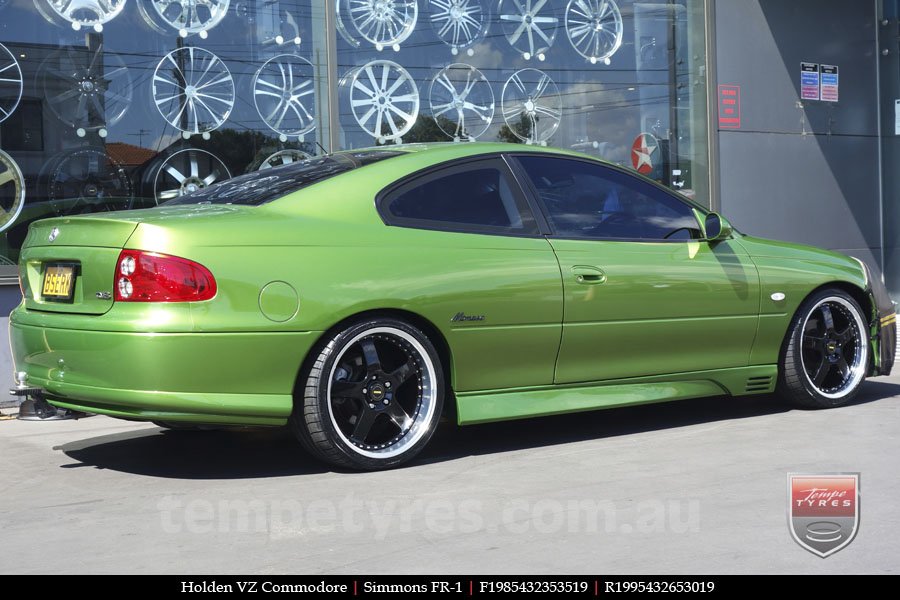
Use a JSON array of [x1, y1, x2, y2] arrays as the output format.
[[114, 250, 216, 302]]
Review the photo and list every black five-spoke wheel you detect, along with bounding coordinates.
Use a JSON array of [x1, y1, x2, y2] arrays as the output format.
[[291, 318, 444, 469], [779, 289, 869, 408]]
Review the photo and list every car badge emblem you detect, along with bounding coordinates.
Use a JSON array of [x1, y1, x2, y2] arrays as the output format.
[[48, 227, 60, 242], [789, 473, 860, 558]]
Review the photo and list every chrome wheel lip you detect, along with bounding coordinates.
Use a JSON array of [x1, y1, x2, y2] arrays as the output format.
[[800, 296, 868, 400], [327, 327, 438, 461]]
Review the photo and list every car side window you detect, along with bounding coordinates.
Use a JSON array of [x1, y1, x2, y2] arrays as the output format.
[[516, 156, 702, 242], [381, 160, 538, 236]]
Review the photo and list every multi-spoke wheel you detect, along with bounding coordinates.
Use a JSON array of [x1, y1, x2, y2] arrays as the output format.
[[38, 0, 127, 32], [45, 148, 133, 213], [779, 289, 869, 408], [501, 68, 561, 144], [40, 43, 132, 137], [253, 54, 316, 140], [257, 149, 311, 170], [429, 0, 489, 56], [151, 148, 231, 203], [0, 149, 25, 233], [565, 0, 623, 65], [346, 60, 420, 143], [152, 47, 234, 137], [139, 0, 231, 37], [498, 0, 558, 60], [291, 318, 444, 470], [429, 63, 494, 140], [340, 0, 418, 51], [0, 43, 23, 125]]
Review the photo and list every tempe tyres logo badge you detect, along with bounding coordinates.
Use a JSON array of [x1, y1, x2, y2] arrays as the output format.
[[788, 473, 859, 558]]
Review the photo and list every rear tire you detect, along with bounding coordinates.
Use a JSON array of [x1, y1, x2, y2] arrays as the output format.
[[778, 288, 869, 409], [290, 318, 444, 470]]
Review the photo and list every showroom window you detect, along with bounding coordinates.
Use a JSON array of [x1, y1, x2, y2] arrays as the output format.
[[0, 0, 709, 271]]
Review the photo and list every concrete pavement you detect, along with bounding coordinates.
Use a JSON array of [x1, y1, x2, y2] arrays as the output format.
[[1, 376, 898, 574]]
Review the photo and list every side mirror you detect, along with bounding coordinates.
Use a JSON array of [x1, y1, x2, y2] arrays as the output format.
[[704, 212, 733, 243]]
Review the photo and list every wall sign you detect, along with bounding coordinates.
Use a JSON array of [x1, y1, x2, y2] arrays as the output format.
[[718, 85, 741, 129], [820, 65, 839, 102], [800, 62, 820, 101]]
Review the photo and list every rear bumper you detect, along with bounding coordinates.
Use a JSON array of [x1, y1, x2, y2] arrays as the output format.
[[9, 322, 318, 425]]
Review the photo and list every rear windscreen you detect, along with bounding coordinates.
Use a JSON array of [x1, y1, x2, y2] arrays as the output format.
[[165, 150, 404, 206]]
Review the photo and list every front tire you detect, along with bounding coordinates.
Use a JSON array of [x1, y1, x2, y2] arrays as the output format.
[[778, 288, 869, 409], [290, 318, 444, 470]]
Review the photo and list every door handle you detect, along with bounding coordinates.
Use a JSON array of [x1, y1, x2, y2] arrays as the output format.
[[572, 266, 607, 285]]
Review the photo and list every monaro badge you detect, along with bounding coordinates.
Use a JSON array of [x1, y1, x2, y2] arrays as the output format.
[[48, 227, 60, 242], [788, 473, 859, 558]]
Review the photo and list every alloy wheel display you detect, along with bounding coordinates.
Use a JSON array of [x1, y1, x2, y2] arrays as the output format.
[[152, 148, 231, 203], [0, 149, 25, 233], [346, 60, 420, 143], [152, 47, 234, 138], [257, 149, 311, 170], [0, 42, 23, 125], [38, 0, 127, 32], [253, 54, 316, 141], [46, 148, 133, 211], [139, 0, 231, 38], [429, 0, 489, 56], [429, 63, 494, 140], [501, 68, 561, 144], [497, 0, 558, 60], [339, 0, 418, 51], [565, 0, 623, 65]]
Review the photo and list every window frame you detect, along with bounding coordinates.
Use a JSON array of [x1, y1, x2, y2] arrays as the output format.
[[375, 155, 542, 238], [506, 153, 707, 244]]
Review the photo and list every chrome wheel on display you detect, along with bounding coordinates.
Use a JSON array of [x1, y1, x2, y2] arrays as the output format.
[[152, 148, 231, 203], [339, 0, 418, 51], [291, 318, 445, 470], [0, 149, 26, 233], [429, 0, 489, 56], [40, 43, 132, 137], [38, 0, 127, 32], [565, 0, 623, 65], [429, 63, 494, 140], [0, 43, 23, 124], [346, 60, 420, 143], [152, 47, 234, 138], [140, 0, 231, 38], [779, 289, 870, 409], [253, 54, 316, 141], [46, 148, 133, 212], [501, 68, 561, 144], [257, 149, 311, 170], [498, 0, 558, 61]]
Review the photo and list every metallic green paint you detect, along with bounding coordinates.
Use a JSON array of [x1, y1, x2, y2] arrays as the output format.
[[8, 143, 890, 429]]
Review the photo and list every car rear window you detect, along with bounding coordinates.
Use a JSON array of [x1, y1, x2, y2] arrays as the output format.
[[165, 150, 404, 206]]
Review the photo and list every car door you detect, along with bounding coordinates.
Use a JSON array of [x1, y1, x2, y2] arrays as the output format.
[[376, 156, 563, 392], [510, 154, 760, 384]]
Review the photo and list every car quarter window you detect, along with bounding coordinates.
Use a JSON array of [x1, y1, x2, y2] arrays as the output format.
[[515, 156, 702, 242], [381, 161, 538, 235]]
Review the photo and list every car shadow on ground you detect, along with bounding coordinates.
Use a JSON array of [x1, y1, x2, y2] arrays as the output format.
[[58, 378, 900, 479]]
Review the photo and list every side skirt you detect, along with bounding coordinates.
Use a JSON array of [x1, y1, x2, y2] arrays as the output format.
[[455, 365, 778, 425]]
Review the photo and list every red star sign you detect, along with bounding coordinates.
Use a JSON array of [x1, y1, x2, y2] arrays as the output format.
[[631, 133, 658, 175]]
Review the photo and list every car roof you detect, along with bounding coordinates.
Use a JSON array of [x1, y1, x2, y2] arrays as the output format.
[[335, 141, 593, 162]]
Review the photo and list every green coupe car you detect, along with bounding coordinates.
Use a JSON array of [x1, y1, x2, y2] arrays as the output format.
[[9, 143, 896, 470]]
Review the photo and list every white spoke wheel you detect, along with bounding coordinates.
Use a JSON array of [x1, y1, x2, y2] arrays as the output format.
[[0, 149, 25, 233], [39, 0, 127, 32], [346, 60, 420, 143], [340, 0, 418, 51], [779, 289, 870, 409], [429, 63, 494, 140], [257, 149, 311, 170], [152, 148, 231, 204], [565, 0, 623, 65], [40, 43, 132, 134], [429, 0, 489, 55], [253, 54, 316, 139], [140, 0, 230, 37], [0, 43, 23, 125], [290, 318, 444, 470], [46, 148, 133, 211], [501, 68, 561, 144], [497, 0, 558, 60], [152, 47, 234, 136]]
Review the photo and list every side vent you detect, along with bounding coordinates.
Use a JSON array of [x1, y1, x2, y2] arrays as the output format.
[[745, 376, 774, 393]]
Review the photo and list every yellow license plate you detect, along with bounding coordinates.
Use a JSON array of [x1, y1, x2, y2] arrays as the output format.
[[42, 264, 76, 302]]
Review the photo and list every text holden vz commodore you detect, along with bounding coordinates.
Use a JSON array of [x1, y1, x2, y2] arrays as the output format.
[[9, 144, 896, 470]]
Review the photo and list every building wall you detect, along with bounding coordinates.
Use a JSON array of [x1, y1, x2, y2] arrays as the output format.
[[714, 0, 885, 274]]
